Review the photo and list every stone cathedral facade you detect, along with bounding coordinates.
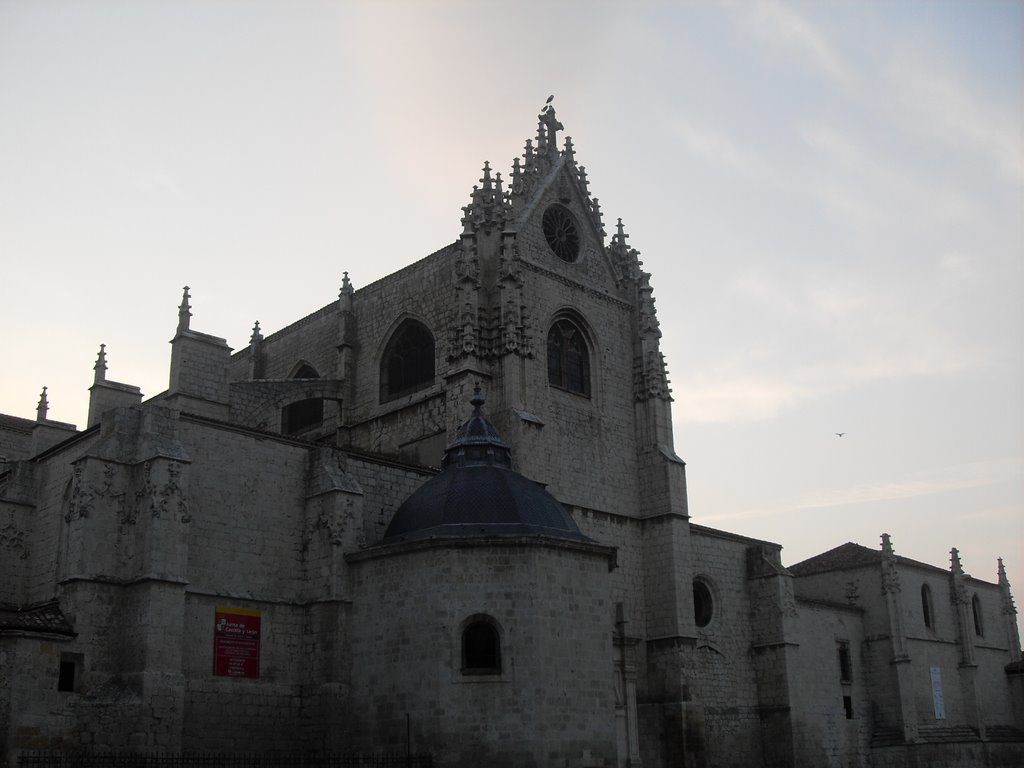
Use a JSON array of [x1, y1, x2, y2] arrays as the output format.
[[1, 103, 1022, 768]]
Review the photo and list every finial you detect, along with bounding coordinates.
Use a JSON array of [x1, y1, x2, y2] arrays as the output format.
[[494, 172, 504, 199], [480, 162, 493, 193], [950, 547, 963, 575], [564, 135, 575, 163], [94, 344, 108, 383], [523, 139, 535, 170], [577, 165, 590, 197], [341, 271, 353, 295], [881, 533, 894, 556], [591, 197, 605, 235], [177, 286, 192, 332], [36, 386, 49, 422], [250, 321, 263, 345], [998, 558, 1009, 584], [470, 383, 485, 415]]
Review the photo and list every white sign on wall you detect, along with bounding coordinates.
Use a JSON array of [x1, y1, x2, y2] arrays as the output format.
[[930, 666, 945, 720]]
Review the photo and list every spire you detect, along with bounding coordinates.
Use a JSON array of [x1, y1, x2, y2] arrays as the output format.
[[480, 161, 493, 194], [463, 162, 509, 233], [177, 286, 192, 333], [249, 321, 263, 345], [442, 384, 511, 469], [881, 532, 894, 556], [470, 382, 485, 416], [36, 386, 49, 422], [951, 547, 964, 576], [94, 344, 107, 383], [591, 197, 605, 236], [880, 532, 902, 595], [563, 135, 575, 164], [577, 165, 590, 198], [338, 271, 354, 313]]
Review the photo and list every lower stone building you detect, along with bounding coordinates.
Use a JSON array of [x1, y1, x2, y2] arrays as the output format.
[[2, 102, 1022, 767]]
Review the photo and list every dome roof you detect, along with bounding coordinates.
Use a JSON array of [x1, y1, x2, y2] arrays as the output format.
[[383, 387, 588, 543]]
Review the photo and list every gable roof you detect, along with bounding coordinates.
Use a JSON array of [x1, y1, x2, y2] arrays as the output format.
[[790, 541, 961, 579]]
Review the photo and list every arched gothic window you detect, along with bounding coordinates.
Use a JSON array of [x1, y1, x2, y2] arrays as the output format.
[[972, 594, 984, 637], [921, 584, 935, 630], [380, 320, 435, 401], [693, 579, 714, 628], [462, 617, 501, 675], [282, 364, 323, 435], [547, 318, 591, 396]]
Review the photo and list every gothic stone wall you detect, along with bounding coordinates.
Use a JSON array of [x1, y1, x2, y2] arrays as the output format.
[[346, 540, 617, 768], [788, 600, 871, 768]]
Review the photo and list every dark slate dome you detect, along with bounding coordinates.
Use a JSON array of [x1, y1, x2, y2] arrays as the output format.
[[383, 387, 588, 543]]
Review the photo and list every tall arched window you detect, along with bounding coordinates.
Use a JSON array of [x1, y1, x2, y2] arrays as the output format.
[[380, 320, 435, 401], [282, 364, 323, 435], [547, 317, 591, 396], [462, 617, 501, 675], [693, 579, 714, 628], [972, 594, 984, 637], [921, 584, 935, 630]]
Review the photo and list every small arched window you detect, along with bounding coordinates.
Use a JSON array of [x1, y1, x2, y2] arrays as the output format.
[[381, 320, 435, 401], [921, 584, 935, 630], [282, 364, 323, 435], [693, 579, 714, 628], [462, 618, 501, 675], [547, 317, 591, 396], [971, 594, 984, 637]]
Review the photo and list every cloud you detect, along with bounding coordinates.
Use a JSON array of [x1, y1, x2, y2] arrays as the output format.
[[670, 118, 767, 175], [888, 52, 1024, 185], [735, 0, 852, 87], [700, 458, 1020, 523]]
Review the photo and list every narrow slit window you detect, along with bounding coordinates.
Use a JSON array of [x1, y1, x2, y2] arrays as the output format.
[[838, 642, 852, 683], [921, 584, 935, 630]]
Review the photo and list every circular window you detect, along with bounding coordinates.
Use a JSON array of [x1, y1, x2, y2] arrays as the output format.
[[542, 204, 580, 262], [693, 580, 714, 628]]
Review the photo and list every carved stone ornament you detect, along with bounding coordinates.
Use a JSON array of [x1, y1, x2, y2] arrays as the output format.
[[65, 464, 93, 522], [881, 560, 901, 594]]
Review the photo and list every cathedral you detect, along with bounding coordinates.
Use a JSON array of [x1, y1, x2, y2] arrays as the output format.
[[1, 102, 1022, 768]]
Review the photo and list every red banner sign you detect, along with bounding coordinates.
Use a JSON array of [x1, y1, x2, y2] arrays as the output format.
[[213, 606, 261, 678]]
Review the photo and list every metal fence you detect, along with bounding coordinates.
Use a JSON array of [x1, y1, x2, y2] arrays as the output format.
[[18, 753, 433, 768]]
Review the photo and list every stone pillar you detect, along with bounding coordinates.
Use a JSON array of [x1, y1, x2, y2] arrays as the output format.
[[87, 345, 143, 428], [950, 548, 983, 738], [880, 534, 919, 743], [31, 387, 78, 455], [615, 603, 643, 767], [747, 545, 801, 768], [166, 287, 232, 420]]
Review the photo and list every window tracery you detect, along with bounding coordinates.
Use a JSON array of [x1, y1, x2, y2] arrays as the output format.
[[547, 317, 590, 396], [381, 320, 435, 401]]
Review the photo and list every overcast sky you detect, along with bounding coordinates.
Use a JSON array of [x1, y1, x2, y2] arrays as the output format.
[[1, 1, 1021, 611]]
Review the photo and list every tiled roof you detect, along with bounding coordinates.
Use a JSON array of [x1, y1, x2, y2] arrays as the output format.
[[790, 541, 954, 578], [789, 542, 882, 576], [0, 601, 76, 636]]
